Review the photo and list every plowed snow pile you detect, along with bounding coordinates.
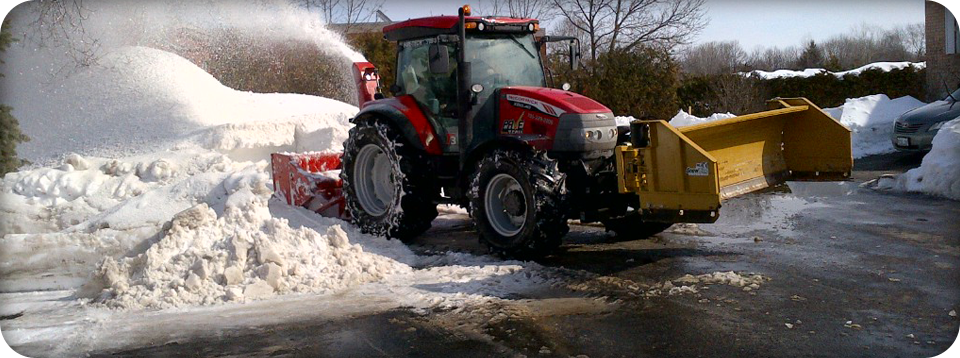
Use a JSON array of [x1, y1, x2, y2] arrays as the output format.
[[879, 118, 960, 200], [822, 94, 926, 158], [0, 45, 417, 307], [81, 185, 412, 309], [614, 111, 735, 128], [10, 46, 356, 163]]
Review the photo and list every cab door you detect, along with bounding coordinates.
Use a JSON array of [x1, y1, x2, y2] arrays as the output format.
[[396, 38, 460, 152]]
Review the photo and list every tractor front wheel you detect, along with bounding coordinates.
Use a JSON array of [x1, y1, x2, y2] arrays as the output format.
[[469, 150, 568, 259]]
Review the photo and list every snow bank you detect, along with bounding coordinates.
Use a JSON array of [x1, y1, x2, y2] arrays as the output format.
[[667, 110, 737, 127], [0, 46, 367, 295], [823, 94, 926, 158], [12, 46, 356, 164], [879, 118, 960, 200], [614, 111, 735, 128], [80, 178, 412, 309], [747, 61, 925, 80]]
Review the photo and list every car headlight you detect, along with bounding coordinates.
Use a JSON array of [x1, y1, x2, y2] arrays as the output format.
[[929, 121, 945, 132]]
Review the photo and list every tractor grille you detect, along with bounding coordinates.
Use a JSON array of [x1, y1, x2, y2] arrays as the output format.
[[894, 122, 923, 134]]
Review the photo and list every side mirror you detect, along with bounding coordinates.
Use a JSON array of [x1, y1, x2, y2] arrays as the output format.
[[429, 44, 450, 74]]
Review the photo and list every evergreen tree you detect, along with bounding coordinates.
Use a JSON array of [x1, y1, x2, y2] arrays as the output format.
[[578, 47, 680, 119], [0, 19, 29, 175], [795, 40, 825, 69]]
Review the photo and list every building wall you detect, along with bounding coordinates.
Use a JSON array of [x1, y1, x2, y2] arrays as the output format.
[[926, 1, 960, 100]]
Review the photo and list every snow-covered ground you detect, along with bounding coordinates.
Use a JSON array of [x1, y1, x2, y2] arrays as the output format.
[[746, 61, 925, 80], [878, 118, 960, 200]]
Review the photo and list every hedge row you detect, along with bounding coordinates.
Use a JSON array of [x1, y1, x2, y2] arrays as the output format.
[[678, 66, 926, 117]]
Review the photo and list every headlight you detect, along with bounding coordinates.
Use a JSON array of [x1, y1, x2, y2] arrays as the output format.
[[928, 121, 945, 132]]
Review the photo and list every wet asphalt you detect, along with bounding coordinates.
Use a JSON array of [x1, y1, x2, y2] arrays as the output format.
[[94, 151, 959, 358]]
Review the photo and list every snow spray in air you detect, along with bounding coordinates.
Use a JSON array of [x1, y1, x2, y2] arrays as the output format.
[[0, 0, 367, 163]]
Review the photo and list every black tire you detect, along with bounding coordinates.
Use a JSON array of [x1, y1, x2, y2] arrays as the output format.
[[341, 120, 438, 241], [469, 149, 568, 259], [602, 213, 672, 241]]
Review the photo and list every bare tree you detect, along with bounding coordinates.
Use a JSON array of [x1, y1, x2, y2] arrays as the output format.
[[483, 0, 556, 21], [19, 0, 102, 74], [680, 40, 747, 75], [297, 0, 384, 33], [902, 23, 925, 60], [551, 0, 707, 62], [747, 46, 800, 71]]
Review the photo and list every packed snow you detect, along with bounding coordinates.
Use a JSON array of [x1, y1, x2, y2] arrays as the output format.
[[823, 94, 927, 158], [878, 118, 960, 200], [615, 111, 735, 128], [746, 61, 925, 80], [7, 46, 356, 165]]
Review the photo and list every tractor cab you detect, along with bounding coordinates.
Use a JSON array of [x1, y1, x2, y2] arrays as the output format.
[[380, 7, 587, 155]]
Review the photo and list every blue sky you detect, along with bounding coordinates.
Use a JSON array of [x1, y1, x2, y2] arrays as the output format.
[[380, 0, 926, 51]]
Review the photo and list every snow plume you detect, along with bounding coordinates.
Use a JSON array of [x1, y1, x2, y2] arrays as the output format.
[[879, 118, 960, 200], [1, 0, 363, 165]]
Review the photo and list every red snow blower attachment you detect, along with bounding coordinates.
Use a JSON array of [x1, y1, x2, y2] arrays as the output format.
[[269, 62, 381, 220], [270, 152, 348, 219]]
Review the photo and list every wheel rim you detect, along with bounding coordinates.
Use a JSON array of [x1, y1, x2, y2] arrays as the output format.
[[354, 144, 397, 216], [484, 173, 527, 237]]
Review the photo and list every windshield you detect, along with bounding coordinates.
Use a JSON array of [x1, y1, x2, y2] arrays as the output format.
[[466, 33, 545, 91]]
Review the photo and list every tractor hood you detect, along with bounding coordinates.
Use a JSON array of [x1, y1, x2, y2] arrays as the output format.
[[498, 87, 611, 116], [497, 86, 617, 155]]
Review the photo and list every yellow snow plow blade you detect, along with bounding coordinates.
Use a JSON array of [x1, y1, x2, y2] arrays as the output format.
[[615, 97, 852, 223]]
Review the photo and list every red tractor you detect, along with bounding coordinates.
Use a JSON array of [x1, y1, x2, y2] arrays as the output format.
[[340, 5, 647, 258], [272, 6, 853, 259]]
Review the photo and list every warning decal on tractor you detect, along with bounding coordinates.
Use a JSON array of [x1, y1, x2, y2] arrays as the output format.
[[505, 94, 567, 118]]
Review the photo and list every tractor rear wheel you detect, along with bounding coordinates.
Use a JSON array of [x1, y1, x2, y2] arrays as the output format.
[[469, 150, 568, 259], [341, 121, 438, 241], [602, 213, 672, 241]]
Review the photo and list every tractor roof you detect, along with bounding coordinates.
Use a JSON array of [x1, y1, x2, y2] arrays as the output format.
[[383, 16, 539, 41]]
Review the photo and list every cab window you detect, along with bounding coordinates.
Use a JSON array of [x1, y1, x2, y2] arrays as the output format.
[[396, 39, 459, 118]]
